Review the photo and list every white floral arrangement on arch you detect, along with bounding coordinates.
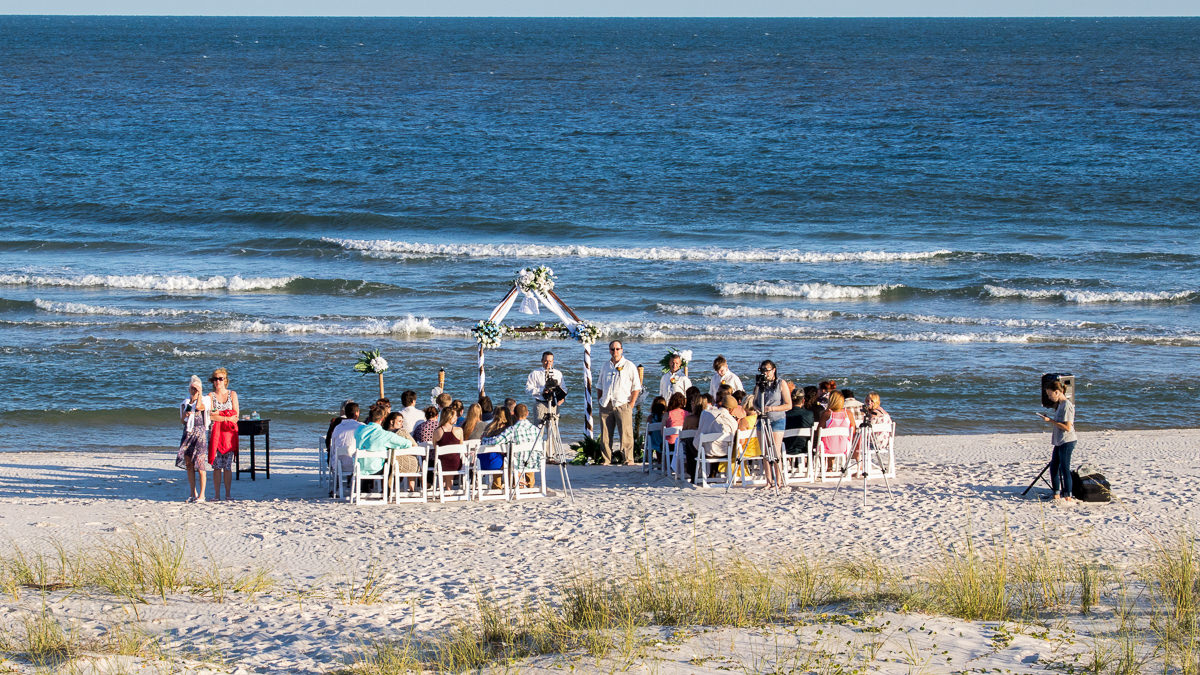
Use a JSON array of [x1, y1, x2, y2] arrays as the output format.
[[515, 266, 556, 295], [472, 320, 506, 350], [659, 347, 692, 374], [570, 322, 602, 346], [353, 348, 389, 374]]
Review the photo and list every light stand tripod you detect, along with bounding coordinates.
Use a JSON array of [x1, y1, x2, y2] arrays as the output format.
[[1021, 461, 1053, 497], [835, 421, 893, 506], [532, 398, 574, 504]]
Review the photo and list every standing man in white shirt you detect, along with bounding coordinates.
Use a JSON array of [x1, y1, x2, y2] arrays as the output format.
[[525, 351, 567, 425], [708, 355, 744, 400], [596, 340, 641, 465], [659, 351, 692, 401]]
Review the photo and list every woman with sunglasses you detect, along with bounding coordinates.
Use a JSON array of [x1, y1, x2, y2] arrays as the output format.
[[750, 359, 792, 488], [207, 367, 239, 501]]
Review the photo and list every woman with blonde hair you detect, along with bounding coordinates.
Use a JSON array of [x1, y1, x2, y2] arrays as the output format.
[[207, 367, 239, 501], [818, 391, 851, 473], [462, 403, 484, 441], [176, 375, 210, 502]]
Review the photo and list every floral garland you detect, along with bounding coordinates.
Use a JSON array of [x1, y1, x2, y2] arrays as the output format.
[[353, 348, 389, 374], [471, 320, 507, 350], [569, 322, 602, 346], [658, 347, 692, 374], [515, 266, 556, 294]]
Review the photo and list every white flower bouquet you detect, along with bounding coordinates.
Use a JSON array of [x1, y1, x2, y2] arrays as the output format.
[[515, 266, 556, 294], [659, 347, 692, 374], [353, 349, 389, 374], [472, 320, 506, 350], [569, 322, 602, 346]]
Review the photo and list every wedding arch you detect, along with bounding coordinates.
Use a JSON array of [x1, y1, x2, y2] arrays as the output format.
[[472, 267, 601, 438]]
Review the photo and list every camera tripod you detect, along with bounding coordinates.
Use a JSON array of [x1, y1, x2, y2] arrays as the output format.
[[834, 421, 894, 506], [532, 400, 574, 503]]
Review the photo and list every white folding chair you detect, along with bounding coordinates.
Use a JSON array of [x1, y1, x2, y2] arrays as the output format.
[[390, 446, 428, 503], [332, 437, 357, 500], [474, 442, 510, 501], [815, 425, 852, 482], [433, 444, 471, 503], [317, 435, 329, 487], [781, 424, 815, 486], [510, 439, 546, 500], [695, 429, 734, 488], [641, 421, 663, 474], [672, 428, 697, 482], [660, 426, 682, 476], [732, 428, 767, 488], [863, 421, 896, 479], [349, 449, 390, 505]]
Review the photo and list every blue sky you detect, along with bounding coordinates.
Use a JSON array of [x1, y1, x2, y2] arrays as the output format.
[[1, 1, 1195, 16]]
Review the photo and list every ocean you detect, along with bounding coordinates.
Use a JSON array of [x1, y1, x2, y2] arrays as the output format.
[[1, 16, 1197, 453]]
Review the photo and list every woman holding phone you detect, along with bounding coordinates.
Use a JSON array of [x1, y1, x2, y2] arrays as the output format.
[[1038, 380, 1076, 503]]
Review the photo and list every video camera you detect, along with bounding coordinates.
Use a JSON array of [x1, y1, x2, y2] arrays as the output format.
[[543, 371, 567, 406]]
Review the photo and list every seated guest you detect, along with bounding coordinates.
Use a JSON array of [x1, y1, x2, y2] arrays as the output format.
[[435, 392, 452, 414], [352, 405, 414, 490], [325, 399, 353, 458], [478, 408, 511, 488], [698, 395, 738, 459], [503, 397, 517, 417], [478, 395, 495, 424], [330, 402, 364, 482], [451, 399, 465, 425], [783, 386, 818, 455], [645, 396, 667, 459], [462, 403, 485, 441], [818, 380, 838, 408], [398, 390, 423, 433], [731, 390, 748, 418], [841, 389, 863, 426], [682, 393, 711, 480], [863, 391, 894, 447], [818, 391, 852, 472], [484, 404, 540, 488], [412, 406, 440, 445], [738, 398, 761, 459], [433, 408, 466, 490], [374, 397, 392, 419], [664, 392, 687, 449], [383, 411, 419, 490]]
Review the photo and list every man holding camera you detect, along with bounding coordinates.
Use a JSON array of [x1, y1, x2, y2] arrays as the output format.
[[525, 351, 566, 425]]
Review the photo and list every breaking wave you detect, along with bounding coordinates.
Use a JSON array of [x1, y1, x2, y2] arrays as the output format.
[[983, 285, 1198, 303], [0, 273, 297, 292], [716, 282, 903, 299]]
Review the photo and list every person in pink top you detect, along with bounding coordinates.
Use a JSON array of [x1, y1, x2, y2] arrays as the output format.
[[663, 392, 687, 447], [818, 391, 852, 472]]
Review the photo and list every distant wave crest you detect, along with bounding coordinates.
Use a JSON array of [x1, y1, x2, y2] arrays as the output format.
[[33, 298, 199, 317], [325, 238, 953, 264], [984, 285, 1197, 303], [219, 316, 455, 336], [716, 281, 902, 299], [0, 273, 297, 292]]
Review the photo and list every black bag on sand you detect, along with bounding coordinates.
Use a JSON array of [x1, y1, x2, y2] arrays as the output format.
[[1071, 466, 1112, 502]]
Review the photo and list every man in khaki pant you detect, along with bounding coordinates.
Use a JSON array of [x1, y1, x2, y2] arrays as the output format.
[[597, 340, 641, 465]]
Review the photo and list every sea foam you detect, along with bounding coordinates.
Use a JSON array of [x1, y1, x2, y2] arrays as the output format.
[[0, 273, 297, 292], [716, 281, 902, 299], [325, 238, 953, 264], [984, 285, 1197, 303]]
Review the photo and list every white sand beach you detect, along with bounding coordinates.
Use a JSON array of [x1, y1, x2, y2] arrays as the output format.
[[0, 428, 1197, 673]]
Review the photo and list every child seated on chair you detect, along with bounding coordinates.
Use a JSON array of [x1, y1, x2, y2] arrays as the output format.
[[646, 396, 666, 460], [486, 404, 540, 488]]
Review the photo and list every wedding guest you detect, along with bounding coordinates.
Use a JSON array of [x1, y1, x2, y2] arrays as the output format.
[[462, 403, 485, 441], [751, 360, 792, 488], [485, 404, 540, 488], [384, 410, 420, 492], [645, 396, 667, 459], [698, 394, 738, 463], [525, 351, 566, 422], [664, 392, 687, 449], [478, 408, 511, 488], [682, 393, 712, 480], [684, 385, 701, 412], [503, 397, 517, 417], [451, 399, 465, 425], [330, 402, 365, 493], [375, 397, 392, 421], [432, 407, 466, 490], [862, 391, 895, 453], [659, 352, 692, 401], [478, 395, 495, 424], [325, 399, 353, 458], [841, 389, 863, 426], [818, 391, 852, 472], [596, 339, 641, 465], [176, 375, 210, 503], [412, 406, 440, 444], [207, 368, 239, 501], [1038, 380, 1076, 503], [398, 390, 422, 433], [435, 392, 452, 413], [784, 386, 818, 455], [818, 380, 838, 408], [708, 355, 744, 400], [353, 405, 414, 490]]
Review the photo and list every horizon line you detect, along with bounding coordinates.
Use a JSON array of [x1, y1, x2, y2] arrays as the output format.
[[2, 13, 1197, 18]]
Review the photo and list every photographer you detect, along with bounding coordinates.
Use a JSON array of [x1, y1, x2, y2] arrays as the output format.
[[750, 360, 791, 489], [525, 351, 567, 424], [1037, 380, 1077, 503]]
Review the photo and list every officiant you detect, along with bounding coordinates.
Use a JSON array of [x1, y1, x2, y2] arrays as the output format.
[[525, 351, 567, 424]]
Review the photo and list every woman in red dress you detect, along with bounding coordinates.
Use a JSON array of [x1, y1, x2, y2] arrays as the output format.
[[207, 367, 239, 501]]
